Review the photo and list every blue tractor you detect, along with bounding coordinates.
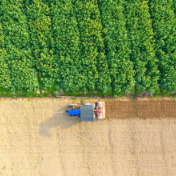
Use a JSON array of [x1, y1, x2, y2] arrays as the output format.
[[66, 103, 95, 122]]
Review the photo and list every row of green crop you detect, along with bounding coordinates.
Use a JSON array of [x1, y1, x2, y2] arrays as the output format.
[[72, 0, 111, 93], [0, 0, 39, 92], [98, 0, 135, 95], [148, 0, 176, 91], [50, 0, 83, 91], [0, 0, 176, 95], [123, 0, 160, 93], [24, 0, 58, 90]]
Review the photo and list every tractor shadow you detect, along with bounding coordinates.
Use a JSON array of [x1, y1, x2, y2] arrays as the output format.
[[39, 106, 80, 137]]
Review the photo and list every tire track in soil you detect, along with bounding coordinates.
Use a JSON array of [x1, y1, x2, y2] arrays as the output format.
[[107, 118, 116, 176], [159, 119, 169, 176]]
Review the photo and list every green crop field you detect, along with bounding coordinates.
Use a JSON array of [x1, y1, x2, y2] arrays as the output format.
[[0, 0, 176, 97]]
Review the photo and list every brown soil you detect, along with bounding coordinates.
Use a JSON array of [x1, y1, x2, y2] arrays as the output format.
[[0, 97, 176, 176]]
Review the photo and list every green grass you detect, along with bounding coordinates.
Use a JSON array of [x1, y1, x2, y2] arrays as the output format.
[[153, 89, 173, 96], [0, 88, 14, 97], [0, 87, 175, 98], [65, 89, 113, 97]]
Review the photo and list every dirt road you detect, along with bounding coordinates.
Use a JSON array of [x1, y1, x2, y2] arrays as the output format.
[[0, 98, 176, 176]]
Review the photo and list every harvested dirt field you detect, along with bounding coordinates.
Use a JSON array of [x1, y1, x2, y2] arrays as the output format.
[[0, 97, 176, 176]]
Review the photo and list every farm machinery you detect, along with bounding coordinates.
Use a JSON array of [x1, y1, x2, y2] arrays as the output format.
[[66, 101, 105, 122]]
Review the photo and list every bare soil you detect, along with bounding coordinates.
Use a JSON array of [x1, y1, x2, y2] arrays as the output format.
[[0, 97, 176, 176]]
